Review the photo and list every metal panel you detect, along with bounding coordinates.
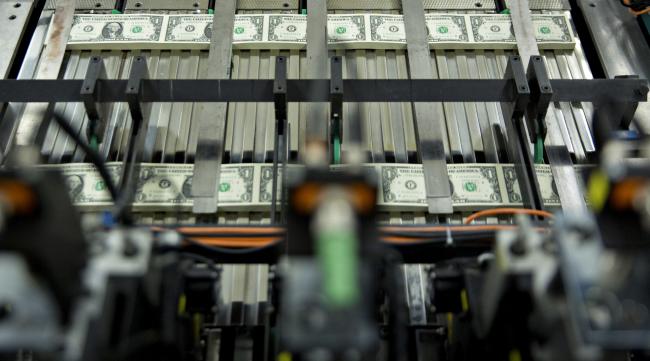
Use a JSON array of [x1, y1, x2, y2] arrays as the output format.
[[505, 0, 569, 10], [192, 0, 236, 214], [578, 0, 650, 131], [403, 0, 452, 214], [15, 0, 75, 147], [326, 0, 494, 10], [0, 1, 36, 79], [510, 0, 538, 68], [46, 0, 113, 10], [306, 0, 329, 154], [124, 0, 209, 10], [237, 0, 298, 10], [0, 9, 52, 159]]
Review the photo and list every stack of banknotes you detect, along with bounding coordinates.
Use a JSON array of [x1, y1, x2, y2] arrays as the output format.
[[41, 163, 590, 212], [64, 13, 575, 50]]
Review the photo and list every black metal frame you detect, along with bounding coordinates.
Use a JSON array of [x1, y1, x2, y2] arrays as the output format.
[[1, 78, 645, 104], [2, 55, 648, 218]]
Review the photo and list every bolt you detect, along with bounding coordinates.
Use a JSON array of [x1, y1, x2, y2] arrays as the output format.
[[0, 302, 13, 321], [509, 240, 527, 256], [123, 239, 139, 257]]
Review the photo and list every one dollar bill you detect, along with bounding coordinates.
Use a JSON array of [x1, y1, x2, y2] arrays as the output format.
[[64, 13, 575, 51], [45, 162, 587, 213]]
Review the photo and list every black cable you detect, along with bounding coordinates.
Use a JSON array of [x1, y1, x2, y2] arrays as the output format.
[[112, 117, 146, 224], [620, 0, 650, 9], [180, 252, 221, 273], [50, 112, 119, 202]]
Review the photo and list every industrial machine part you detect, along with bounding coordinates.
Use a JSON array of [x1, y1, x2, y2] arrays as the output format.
[[0, 0, 649, 360]]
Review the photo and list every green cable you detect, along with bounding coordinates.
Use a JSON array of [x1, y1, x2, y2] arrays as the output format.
[[534, 136, 544, 164], [500, 9, 511, 14], [333, 136, 341, 164], [111, 9, 121, 14], [90, 136, 99, 152], [317, 228, 359, 307], [301, 9, 307, 15], [208, 9, 214, 14]]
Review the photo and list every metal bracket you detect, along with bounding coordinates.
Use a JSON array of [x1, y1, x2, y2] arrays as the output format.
[[592, 75, 647, 147], [274, 57, 287, 137], [612, 75, 641, 130], [525, 56, 553, 142], [125, 56, 151, 130], [330, 56, 344, 162], [501, 56, 545, 212], [81, 56, 109, 144], [271, 56, 289, 224], [116, 56, 151, 220]]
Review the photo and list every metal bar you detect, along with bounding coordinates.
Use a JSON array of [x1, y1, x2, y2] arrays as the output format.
[[81, 56, 109, 144], [330, 56, 344, 154], [305, 0, 329, 150], [510, 0, 538, 67], [0, 78, 645, 104], [546, 52, 585, 160], [271, 57, 287, 224], [118, 56, 151, 220], [403, 0, 451, 213], [578, 0, 650, 130], [500, 56, 544, 211], [366, 50, 385, 162], [0, 9, 52, 161], [192, 0, 237, 214], [529, 56, 587, 213], [14, 0, 75, 147], [50, 53, 89, 163], [0, 0, 36, 79], [386, 50, 407, 163], [448, 52, 476, 163], [376, 50, 395, 160]]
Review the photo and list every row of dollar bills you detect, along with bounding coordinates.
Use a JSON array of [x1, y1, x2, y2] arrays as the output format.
[[63, 13, 575, 51], [41, 162, 591, 213]]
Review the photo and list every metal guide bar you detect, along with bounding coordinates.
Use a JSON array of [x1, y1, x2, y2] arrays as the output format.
[[0, 1, 36, 79], [305, 0, 329, 153], [0, 79, 645, 103], [45, 0, 114, 10], [324, 0, 495, 10], [532, 56, 587, 213], [578, 0, 650, 131], [43, 0, 566, 11], [500, 56, 544, 211], [14, 0, 75, 147], [402, 0, 452, 214], [191, 0, 236, 214], [510, 0, 539, 68], [505, 0, 569, 10], [124, 0, 209, 10], [0, 8, 52, 160], [510, 0, 585, 214]]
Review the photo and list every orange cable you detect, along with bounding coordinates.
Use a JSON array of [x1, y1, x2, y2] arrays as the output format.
[[623, 0, 650, 15], [464, 208, 554, 225]]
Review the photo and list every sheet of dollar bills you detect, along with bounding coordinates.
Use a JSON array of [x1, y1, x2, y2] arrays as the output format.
[[63, 13, 575, 51], [40, 162, 591, 212]]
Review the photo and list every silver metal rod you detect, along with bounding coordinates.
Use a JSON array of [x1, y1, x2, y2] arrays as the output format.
[[403, 0, 452, 213], [15, 0, 75, 148], [192, 0, 237, 214]]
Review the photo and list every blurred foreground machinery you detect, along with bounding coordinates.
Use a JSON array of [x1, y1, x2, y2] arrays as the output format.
[[0, 0, 649, 360]]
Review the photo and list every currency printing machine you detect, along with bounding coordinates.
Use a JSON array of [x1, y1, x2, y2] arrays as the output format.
[[0, 0, 649, 360]]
